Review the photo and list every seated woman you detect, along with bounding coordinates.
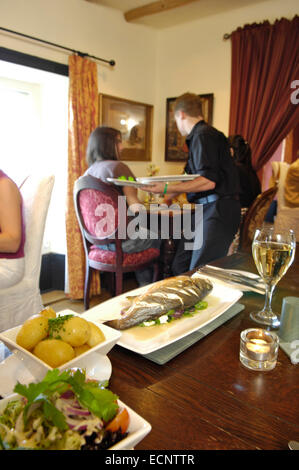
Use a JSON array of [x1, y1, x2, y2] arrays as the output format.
[[0, 170, 25, 288], [228, 134, 261, 208], [228, 135, 261, 253], [84, 126, 160, 286]]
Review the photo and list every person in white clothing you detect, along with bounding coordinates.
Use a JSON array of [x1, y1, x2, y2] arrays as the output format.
[[0, 170, 25, 288]]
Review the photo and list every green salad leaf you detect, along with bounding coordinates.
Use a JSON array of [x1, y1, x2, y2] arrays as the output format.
[[67, 370, 118, 422], [13, 369, 118, 430], [194, 300, 208, 310]]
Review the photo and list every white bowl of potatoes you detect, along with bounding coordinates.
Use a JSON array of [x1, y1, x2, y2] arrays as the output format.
[[0, 308, 121, 380]]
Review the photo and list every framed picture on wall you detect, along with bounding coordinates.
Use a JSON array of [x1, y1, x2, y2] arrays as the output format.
[[99, 94, 153, 161], [165, 93, 214, 162]]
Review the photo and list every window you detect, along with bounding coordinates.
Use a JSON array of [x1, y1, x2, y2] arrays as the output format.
[[0, 60, 68, 254], [0, 76, 42, 185]]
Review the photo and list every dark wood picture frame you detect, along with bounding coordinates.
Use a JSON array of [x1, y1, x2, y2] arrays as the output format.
[[99, 94, 153, 161], [165, 93, 214, 162]]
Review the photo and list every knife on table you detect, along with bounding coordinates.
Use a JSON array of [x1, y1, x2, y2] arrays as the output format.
[[204, 265, 264, 284], [197, 266, 265, 294]]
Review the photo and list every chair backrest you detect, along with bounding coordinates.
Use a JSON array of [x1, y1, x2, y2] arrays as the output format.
[[20, 174, 55, 279], [239, 185, 278, 251], [73, 175, 126, 248]]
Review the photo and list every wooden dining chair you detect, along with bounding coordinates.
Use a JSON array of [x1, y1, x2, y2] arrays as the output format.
[[73, 174, 160, 309], [238, 185, 278, 252]]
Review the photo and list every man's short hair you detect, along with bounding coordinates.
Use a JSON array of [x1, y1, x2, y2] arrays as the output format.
[[174, 93, 203, 117]]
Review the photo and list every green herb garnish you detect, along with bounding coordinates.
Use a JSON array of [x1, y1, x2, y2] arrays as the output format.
[[167, 309, 175, 316], [194, 301, 208, 310], [48, 314, 74, 338], [167, 316, 174, 323], [138, 302, 209, 328], [183, 310, 194, 317]]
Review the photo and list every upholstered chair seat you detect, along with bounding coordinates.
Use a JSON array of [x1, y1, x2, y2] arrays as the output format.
[[88, 245, 159, 266], [73, 175, 160, 310]]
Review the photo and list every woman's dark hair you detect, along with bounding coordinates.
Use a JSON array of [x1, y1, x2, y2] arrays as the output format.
[[228, 134, 253, 168], [86, 126, 121, 166]]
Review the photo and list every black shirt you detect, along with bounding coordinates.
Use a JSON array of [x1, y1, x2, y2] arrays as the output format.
[[184, 120, 240, 203], [236, 164, 261, 208]]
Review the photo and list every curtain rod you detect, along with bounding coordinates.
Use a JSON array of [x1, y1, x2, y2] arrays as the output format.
[[0, 26, 116, 66], [223, 33, 231, 40]]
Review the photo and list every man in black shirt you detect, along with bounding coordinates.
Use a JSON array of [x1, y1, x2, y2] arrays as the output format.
[[143, 92, 241, 274]]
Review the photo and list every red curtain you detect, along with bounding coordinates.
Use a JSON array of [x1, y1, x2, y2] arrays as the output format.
[[229, 16, 299, 171], [66, 54, 100, 299]]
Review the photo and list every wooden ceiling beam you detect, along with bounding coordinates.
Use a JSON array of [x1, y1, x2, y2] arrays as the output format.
[[124, 0, 199, 22]]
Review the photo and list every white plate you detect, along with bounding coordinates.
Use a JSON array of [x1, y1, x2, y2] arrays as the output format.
[[106, 177, 151, 188], [0, 353, 36, 397], [0, 310, 121, 380], [0, 352, 112, 398], [226, 269, 261, 280], [82, 275, 243, 355], [136, 175, 201, 183], [0, 394, 151, 450], [136, 175, 200, 184]]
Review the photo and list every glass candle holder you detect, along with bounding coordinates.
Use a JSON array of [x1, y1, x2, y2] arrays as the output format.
[[240, 328, 279, 371]]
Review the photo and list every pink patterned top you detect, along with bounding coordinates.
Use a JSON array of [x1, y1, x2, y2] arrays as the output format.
[[0, 170, 25, 259]]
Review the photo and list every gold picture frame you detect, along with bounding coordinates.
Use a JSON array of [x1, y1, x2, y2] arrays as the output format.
[[165, 93, 214, 162], [99, 94, 153, 161]]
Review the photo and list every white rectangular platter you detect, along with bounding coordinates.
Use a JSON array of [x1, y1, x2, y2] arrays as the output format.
[[82, 274, 243, 355]]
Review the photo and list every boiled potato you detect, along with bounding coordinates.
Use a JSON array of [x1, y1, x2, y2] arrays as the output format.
[[53, 316, 91, 347], [86, 322, 106, 348], [39, 307, 56, 319], [33, 339, 75, 367], [74, 344, 91, 357], [16, 315, 49, 351]]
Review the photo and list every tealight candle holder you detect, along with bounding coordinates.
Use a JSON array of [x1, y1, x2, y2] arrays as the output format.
[[240, 328, 279, 371]]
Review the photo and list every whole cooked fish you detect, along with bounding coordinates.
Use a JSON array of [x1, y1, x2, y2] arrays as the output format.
[[107, 275, 213, 330]]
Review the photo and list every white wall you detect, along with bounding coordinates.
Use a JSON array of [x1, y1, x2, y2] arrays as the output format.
[[0, 0, 159, 180], [0, 61, 69, 254], [1, 0, 298, 186]]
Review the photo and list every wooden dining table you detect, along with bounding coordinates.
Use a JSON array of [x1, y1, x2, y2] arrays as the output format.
[[107, 249, 299, 450], [144, 201, 195, 278]]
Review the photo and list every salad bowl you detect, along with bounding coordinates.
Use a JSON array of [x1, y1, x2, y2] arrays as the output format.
[[0, 369, 151, 450], [0, 310, 121, 381], [0, 394, 151, 450]]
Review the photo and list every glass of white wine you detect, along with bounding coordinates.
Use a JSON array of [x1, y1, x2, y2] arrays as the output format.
[[251, 227, 296, 328]]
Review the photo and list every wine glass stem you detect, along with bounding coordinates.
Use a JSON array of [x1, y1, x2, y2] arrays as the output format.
[[263, 283, 275, 316]]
